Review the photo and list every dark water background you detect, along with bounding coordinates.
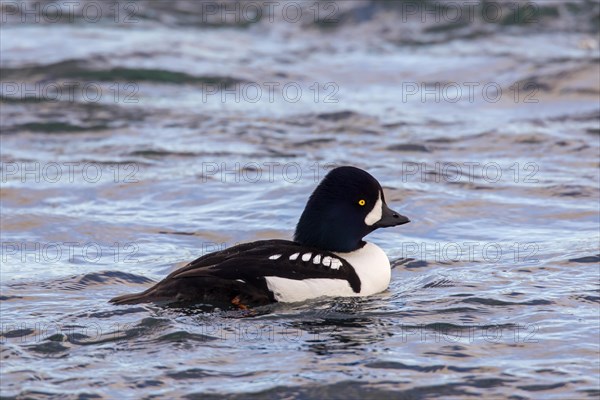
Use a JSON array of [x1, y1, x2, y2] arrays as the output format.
[[1, 0, 599, 398]]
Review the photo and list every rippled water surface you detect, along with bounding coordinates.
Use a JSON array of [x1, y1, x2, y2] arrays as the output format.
[[1, 1, 599, 398]]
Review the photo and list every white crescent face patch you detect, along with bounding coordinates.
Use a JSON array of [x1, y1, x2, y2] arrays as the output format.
[[364, 192, 383, 226]]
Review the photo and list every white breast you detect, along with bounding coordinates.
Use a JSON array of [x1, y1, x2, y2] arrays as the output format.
[[264, 242, 391, 303], [334, 242, 391, 296]]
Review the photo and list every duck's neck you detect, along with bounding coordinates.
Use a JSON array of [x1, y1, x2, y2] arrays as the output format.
[[293, 223, 365, 252]]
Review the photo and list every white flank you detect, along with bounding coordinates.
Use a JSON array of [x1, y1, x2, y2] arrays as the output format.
[[265, 242, 391, 302], [364, 192, 383, 226], [265, 277, 354, 303]]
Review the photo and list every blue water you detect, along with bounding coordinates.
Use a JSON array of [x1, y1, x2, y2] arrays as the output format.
[[1, 1, 599, 398]]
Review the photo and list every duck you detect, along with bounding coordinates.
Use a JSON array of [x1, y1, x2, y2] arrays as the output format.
[[110, 166, 410, 308]]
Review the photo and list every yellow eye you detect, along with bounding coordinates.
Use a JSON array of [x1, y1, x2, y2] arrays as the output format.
[[358, 199, 366, 206]]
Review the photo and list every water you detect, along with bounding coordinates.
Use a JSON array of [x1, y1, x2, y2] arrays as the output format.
[[1, 1, 599, 398]]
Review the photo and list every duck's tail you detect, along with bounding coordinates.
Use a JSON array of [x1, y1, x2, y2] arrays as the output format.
[[109, 289, 154, 305]]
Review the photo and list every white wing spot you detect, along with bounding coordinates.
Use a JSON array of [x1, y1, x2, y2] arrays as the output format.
[[289, 253, 300, 261], [330, 258, 343, 270], [269, 254, 282, 260], [236, 279, 246, 283], [302, 253, 312, 262], [313, 254, 322, 264], [322, 256, 332, 267]]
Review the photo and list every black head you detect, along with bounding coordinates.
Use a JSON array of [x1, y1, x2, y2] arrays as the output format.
[[294, 166, 410, 252]]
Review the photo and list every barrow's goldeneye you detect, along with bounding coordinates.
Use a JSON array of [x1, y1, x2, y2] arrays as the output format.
[[110, 166, 410, 308]]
